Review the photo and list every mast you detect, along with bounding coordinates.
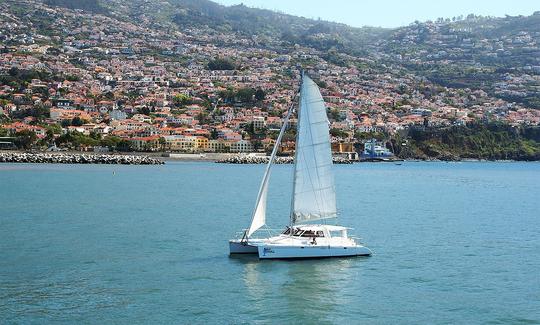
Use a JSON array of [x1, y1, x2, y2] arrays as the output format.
[[289, 72, 304, 230]]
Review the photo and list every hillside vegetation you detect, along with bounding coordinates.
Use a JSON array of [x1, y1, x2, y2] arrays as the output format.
[[400, 124, 540, 161]]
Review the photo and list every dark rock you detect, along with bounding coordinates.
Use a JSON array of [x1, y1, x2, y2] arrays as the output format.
[[0, 152, 164, 165]]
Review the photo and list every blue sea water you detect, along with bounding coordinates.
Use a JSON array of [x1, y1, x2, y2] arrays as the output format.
[[0, 161, 539, 324]]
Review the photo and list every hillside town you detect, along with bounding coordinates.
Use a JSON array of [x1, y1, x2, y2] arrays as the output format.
[[1, 0, 539, 157]]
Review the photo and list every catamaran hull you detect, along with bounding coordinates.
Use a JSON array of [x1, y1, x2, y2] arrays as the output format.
[[257, 244, 372, 259], [229, 240, 258, 254]]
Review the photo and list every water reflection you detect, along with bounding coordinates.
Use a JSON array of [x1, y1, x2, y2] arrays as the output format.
[[229, 255, 262, 299], [232, 256, 365, 323], [281, 259, 357, 323]]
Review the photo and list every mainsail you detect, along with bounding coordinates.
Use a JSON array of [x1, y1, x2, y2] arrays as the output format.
[[291, 75, 337, 224]]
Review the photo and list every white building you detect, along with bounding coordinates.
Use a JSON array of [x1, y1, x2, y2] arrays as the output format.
[[231, 140, 254, 153], [110, 109, 127, 121]]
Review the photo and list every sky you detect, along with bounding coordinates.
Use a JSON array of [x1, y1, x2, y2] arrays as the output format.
[[215, 0, 539, 28]]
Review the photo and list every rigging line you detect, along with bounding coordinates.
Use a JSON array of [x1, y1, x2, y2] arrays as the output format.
[[289, 82, 303, 227]]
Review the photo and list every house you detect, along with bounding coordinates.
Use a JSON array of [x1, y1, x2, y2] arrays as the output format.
[[208, 139, 232, 153], [218, 129, 242, 141], [129, 135, 161, 151], [132, 114, 152, 123], [163, 135, 207, 152], [55, 98, 74, 109], [4, 122, 46, 138], [94, 123, 112, 135], [110, 109, 127, 120], [50, 109, 91, 122], [252, 116, 266, 130], [231, 140, 254, 153], [266, 116, 282, 130]]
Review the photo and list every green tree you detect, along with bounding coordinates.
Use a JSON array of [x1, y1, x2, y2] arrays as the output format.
[[71, 116, 84, 126], [14, 130, 37, 149], [197, 112, 210, 125], [330, 128, 348, 138], [210, 129, 219, 140], [138, 106, 150, 115], [158, 137, 166, 151], [65, 75, 80, 82], [55, 131, 98, 148], [44, 129, 55, 143], [329, 108, 341, 121], [46, 124, 63, 135], [282, 129, 297, 142], [314, 79, 327, 89], [31, 106, 50, 121], [255, 88, 266, 101], [100, 136, 122, 149], [354, 131, 386, 141], [90, 131, 101, 140], [207, 58, 235, 70], [117, 139, 132, 152], [173, 94, 192, 106], [236, 88, 255, 103], [102, 91, 115, 101], [75, 132, 98, 147], [218, 87, 235, 102]]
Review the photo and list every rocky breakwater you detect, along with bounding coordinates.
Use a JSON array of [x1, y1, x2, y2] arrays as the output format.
[[0, 152, 164, 165], [216, 155, 353, 164]]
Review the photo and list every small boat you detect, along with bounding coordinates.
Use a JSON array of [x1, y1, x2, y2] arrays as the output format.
[[229, 73, 372, 259], [356, 139, 401, 162]]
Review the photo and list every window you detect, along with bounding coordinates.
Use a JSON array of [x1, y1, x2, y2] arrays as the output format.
[[330, 231, 343, 238], [299, 230, 313, 237], [289, 229, 326, 237]]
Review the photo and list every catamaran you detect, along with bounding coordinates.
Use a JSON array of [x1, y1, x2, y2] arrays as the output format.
[[229, 74, 372, 259]]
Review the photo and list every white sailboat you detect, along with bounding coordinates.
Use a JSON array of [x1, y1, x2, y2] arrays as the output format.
[[229, 74, 372, 259]]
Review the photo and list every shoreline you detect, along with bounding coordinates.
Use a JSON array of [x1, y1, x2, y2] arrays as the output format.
[[151, 152, 538, 163], [1, 150, 538, 164]]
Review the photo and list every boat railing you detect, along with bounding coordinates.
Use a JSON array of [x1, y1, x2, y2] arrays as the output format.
[[233, 229, 283, 239], [256, 229, 283, 238]]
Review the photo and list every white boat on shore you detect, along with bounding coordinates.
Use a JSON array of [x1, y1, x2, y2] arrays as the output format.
[[229, 73, 372, 259]]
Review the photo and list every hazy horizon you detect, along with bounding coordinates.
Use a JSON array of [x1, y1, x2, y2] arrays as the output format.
[[215, 0, 539, 28]]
